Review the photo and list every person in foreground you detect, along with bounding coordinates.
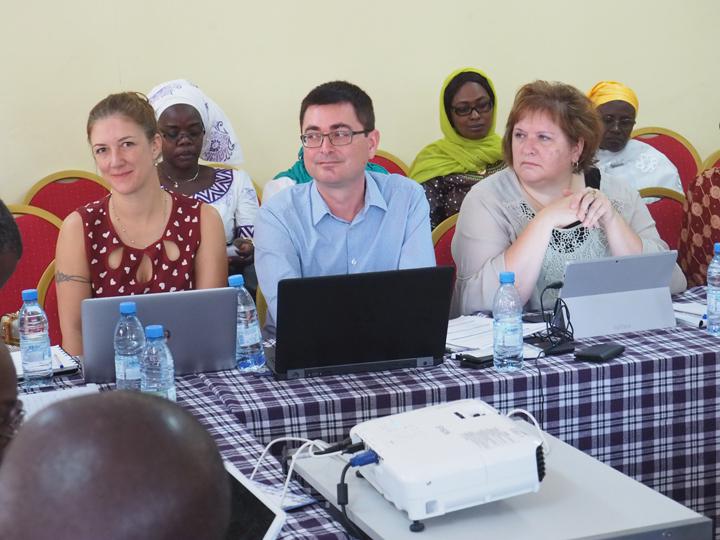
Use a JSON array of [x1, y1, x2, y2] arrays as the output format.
[[148, 79, 259, 276], [0, 203, 22, 463], [0, 391, 230, 540], [0, 200, 22, 289], [254, 81, 436, 334], [55, 92, 227, 355], [451, 80, 686, 316], [588, 80, 682, 198], [0, 344, 20, 465], [409, 67, 505, 228]]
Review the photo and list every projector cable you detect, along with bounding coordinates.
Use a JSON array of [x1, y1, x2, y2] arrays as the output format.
[[336, 450, 378, 539]]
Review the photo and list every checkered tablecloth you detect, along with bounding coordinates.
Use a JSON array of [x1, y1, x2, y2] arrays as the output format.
[[177, 377, 349, 539], [189, 287, 719, 537]]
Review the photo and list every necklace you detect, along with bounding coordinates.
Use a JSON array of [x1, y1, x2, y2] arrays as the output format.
[[110, 192, 168, 246], [162, 164, 200, 188]]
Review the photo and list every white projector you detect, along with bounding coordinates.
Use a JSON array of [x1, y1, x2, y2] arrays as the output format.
[[349, 399, 546, 525]]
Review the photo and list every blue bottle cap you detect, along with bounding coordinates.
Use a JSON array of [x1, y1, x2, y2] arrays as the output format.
[[21, 289, 38, 302], [145, 325, 164, 339], [228, 274, 245, 287], [499, 272, 515, 284], [119, 301, 136, 315], [715, 242, 720, 255]]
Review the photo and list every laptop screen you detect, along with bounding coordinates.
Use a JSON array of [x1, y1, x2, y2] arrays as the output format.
[[274, 266, 454, 376]]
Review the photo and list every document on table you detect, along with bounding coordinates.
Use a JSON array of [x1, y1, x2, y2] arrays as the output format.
[[446, 316, 546, 359], [11, 346, 80, 380], [21, 384, 101, 419], [673, 301, 705, 327]]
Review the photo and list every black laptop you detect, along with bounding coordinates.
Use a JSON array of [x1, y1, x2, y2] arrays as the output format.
[[266, 266, 454, 380]]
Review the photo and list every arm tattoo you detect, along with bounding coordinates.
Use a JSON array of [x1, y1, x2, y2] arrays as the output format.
[[55, 271, 91, 284]]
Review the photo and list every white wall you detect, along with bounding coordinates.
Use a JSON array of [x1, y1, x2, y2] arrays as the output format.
[[2, 0, 717, 203]]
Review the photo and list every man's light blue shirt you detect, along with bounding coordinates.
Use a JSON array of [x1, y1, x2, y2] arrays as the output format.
[[255, 171, 436, 332]]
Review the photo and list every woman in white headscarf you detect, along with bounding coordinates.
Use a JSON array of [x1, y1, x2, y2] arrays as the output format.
[[587, 81, 682, 201], [148, 79, 258, 275]]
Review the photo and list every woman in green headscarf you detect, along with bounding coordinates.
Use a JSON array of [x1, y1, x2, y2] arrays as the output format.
[[410, 68, 504, 228]]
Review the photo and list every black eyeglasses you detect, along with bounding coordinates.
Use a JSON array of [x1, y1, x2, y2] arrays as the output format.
[[160, 128, 206, 143], [0, 399, 24, 445], [602, 115, 636, 130], [300, 129, 369, 148], [451, 101, 493, 117]]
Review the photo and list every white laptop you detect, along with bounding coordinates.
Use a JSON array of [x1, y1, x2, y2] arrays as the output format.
[[224, 462, 286, 539], [559, 251, 677, 339], [81, 288, 237, 383]]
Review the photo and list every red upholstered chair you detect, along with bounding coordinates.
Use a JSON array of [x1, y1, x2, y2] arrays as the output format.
[[23, 169, 109, 220], [370, 150, 410, 177], [38, 261, 62, 346], [0, 205, 62, 319], [639, 187, 686, 250], [678, 167, 720, 287], [631, 127, 701, 194], [432, 214, 459, 276], [702, 150, 720, 172]]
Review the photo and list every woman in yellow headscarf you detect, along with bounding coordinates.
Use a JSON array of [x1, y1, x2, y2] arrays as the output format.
[[587, 80, 682, 199], [410, 67, 504, 228]]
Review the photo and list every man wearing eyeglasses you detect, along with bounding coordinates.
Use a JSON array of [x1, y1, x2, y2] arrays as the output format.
[[255, 81, 435, 334], [587, 81, 682, 202]]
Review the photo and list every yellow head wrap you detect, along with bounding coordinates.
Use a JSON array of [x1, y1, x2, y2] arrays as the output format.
[[409, 67, 503, 183], [587, 81, 639, 113]]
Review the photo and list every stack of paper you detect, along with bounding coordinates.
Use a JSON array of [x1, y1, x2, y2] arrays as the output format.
[[447, 316, 545, 359], [21, 384, 101, 419], [673, 301, 705, 327], [11, 345, 79, 380]]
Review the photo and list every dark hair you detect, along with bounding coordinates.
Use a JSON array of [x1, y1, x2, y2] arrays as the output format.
[[86, 92, 158, 142], [0, 200, 22, 258], [502, 81, 602, 172], [299, 81, 375, 131], [444, 71, 495, 128]]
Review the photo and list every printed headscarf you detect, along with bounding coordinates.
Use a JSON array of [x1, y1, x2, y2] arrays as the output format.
[[148, 79, 244, 166]]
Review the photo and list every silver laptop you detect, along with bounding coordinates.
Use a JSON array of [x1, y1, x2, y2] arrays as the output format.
[[81, 288, 237, 383], [559, 251, 677, 339]]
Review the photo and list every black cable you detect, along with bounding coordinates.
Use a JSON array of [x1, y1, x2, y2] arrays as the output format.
[[314, 437, 352, 456], [536, 282, 574, 350], [336, 462, 366, 539], [534, 348, 547, 427]]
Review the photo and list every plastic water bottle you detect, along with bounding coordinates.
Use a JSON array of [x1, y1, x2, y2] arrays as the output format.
[[228, 274, 265, 372], [140, 325, 176, 401], [492, 272, 524, 372], [18, 289, 53, 387], [707, 242, 720, 335], [113, 302, 145, 390]]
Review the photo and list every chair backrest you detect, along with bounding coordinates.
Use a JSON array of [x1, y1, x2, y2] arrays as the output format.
[[702, 149, 720, 172], [370, 150, 410, 177], [638, 187, 686, 250], [432, 213, 459, 269], [38, 261, 62, 346], [0, 205, 62, 318], [631, 127, 701, 194], [23, 169, 110, 220], [256, 286, 267, 329], [678, 167, 720, 287]]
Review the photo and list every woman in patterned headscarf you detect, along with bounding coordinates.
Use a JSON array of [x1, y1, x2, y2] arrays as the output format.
[[409, 67, 505, 228], [148, 79, 258, 275], [588, 80, 682, 199]]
